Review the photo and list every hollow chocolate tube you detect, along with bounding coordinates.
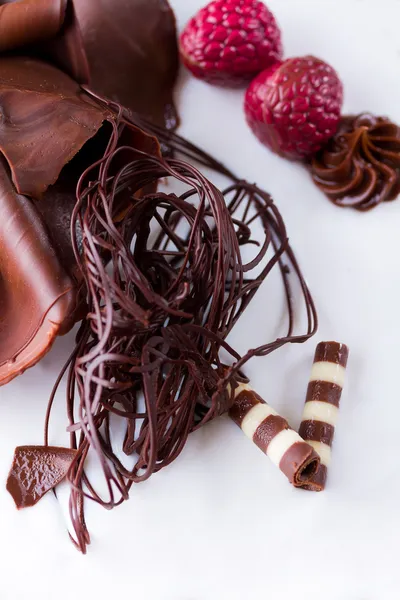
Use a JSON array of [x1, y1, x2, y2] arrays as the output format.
[[229, 383, 320, 486], [299, 341, 349, 491]]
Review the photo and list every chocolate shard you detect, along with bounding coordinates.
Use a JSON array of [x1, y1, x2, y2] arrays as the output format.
[[7, 445, 77, 509], [0, 55, 160, 384], [50, 0, 180, 128], [0, 56, 106, 198], [0, 156, 77, 384], [0, 0, 180, 130]]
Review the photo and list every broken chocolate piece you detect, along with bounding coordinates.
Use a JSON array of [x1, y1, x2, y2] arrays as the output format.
[[0, 56, 159, 384], [0, 0, 180, 129], [7, 446, 77, 509], [0, 56, 105, 198], [0, 156, 76, 384]]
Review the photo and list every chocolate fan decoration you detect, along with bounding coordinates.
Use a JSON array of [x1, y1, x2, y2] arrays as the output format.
[[0, 56, 160, 384], [0, 0, 179, 129]]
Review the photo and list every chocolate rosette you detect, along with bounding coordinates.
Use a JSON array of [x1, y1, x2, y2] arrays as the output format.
[[311, 114, 400, 210]]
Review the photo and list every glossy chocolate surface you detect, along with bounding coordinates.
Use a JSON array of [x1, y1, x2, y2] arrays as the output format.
[[0, 0, 180, 129], [0, 56, 105, 198], [311, 114, 400, 210], [0, 0, 66, 52], [0, 156, 76, 383], [0, 56, 159, 384]]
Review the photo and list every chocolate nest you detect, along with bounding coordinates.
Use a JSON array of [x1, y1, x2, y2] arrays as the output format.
[[33, 95, 317, 552]]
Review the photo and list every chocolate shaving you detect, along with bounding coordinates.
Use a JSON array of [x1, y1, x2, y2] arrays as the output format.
[[311, 113, 400, 210], [41, 94, 317, 553], [7, 446, 77, 509]]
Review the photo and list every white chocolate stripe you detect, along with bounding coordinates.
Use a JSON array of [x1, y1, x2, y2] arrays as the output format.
[[310, 361, 346, 387], [267, 429, 304, 466], [302, 400, 339, 427], [306, 441, 331, 467], [240, 402, 278, 439]]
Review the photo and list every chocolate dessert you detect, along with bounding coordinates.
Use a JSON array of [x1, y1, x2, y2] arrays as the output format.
[[311, 114, 400, 210], [0, 0, 179, 129], [0, 0, 321, 554], [0, 56, 159, 384]]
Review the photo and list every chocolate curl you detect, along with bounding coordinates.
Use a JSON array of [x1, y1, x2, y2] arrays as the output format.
[[0, 0, 66, 52], [229, 382, 320, 486], [7, 446, 77, 509], [299, 341, 349, 491]]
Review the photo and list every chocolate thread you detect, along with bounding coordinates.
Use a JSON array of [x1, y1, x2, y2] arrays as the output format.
[[40, 94, 317, 553]]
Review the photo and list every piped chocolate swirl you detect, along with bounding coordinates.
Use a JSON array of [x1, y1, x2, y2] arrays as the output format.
[[311, 113, 400, 210]]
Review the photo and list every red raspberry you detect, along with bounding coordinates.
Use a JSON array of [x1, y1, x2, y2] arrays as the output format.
[[244, 56, 343, 159], [180, 0, 283, 87]]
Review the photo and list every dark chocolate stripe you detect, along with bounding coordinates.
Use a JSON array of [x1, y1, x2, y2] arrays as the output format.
[[300, 464, 328, 492], [253, 415, 287, 453], [306, 380, 343, 407], [279, 442, 320, 486], [229, 389, 261, 426], [314, 341, 349, 367], [299, 420, 334, 446]]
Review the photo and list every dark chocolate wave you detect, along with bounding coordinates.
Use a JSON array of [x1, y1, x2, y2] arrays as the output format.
[[311, 113, 400, 210]]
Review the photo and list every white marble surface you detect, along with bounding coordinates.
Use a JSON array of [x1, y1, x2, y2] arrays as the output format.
[[0, 0, 400, 598]]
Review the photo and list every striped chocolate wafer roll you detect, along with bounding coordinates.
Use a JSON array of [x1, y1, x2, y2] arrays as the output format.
[[229, 383, 320, 487], [299, 341, 349, 491]]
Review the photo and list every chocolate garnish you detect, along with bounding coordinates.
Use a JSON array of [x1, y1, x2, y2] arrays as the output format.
[[0, 56, 160, 384], [0, 156, 76, 384], [7, 446, 77, 508], [311, 113, 400, 210], [0, 0, 66, 52], [229, 382, 320, 486], [38, 94, 318, 553], [0, 0, 180, 130], [0, 56, 104, 198], [299, 341, 349, 492]]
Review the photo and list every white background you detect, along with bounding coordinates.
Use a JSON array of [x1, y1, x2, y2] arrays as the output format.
[[0, 0, 400, 598]]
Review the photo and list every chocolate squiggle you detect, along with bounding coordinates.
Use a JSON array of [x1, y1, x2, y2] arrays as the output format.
[[311, 114, 400, 210], [38, 97, 317, 553]]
